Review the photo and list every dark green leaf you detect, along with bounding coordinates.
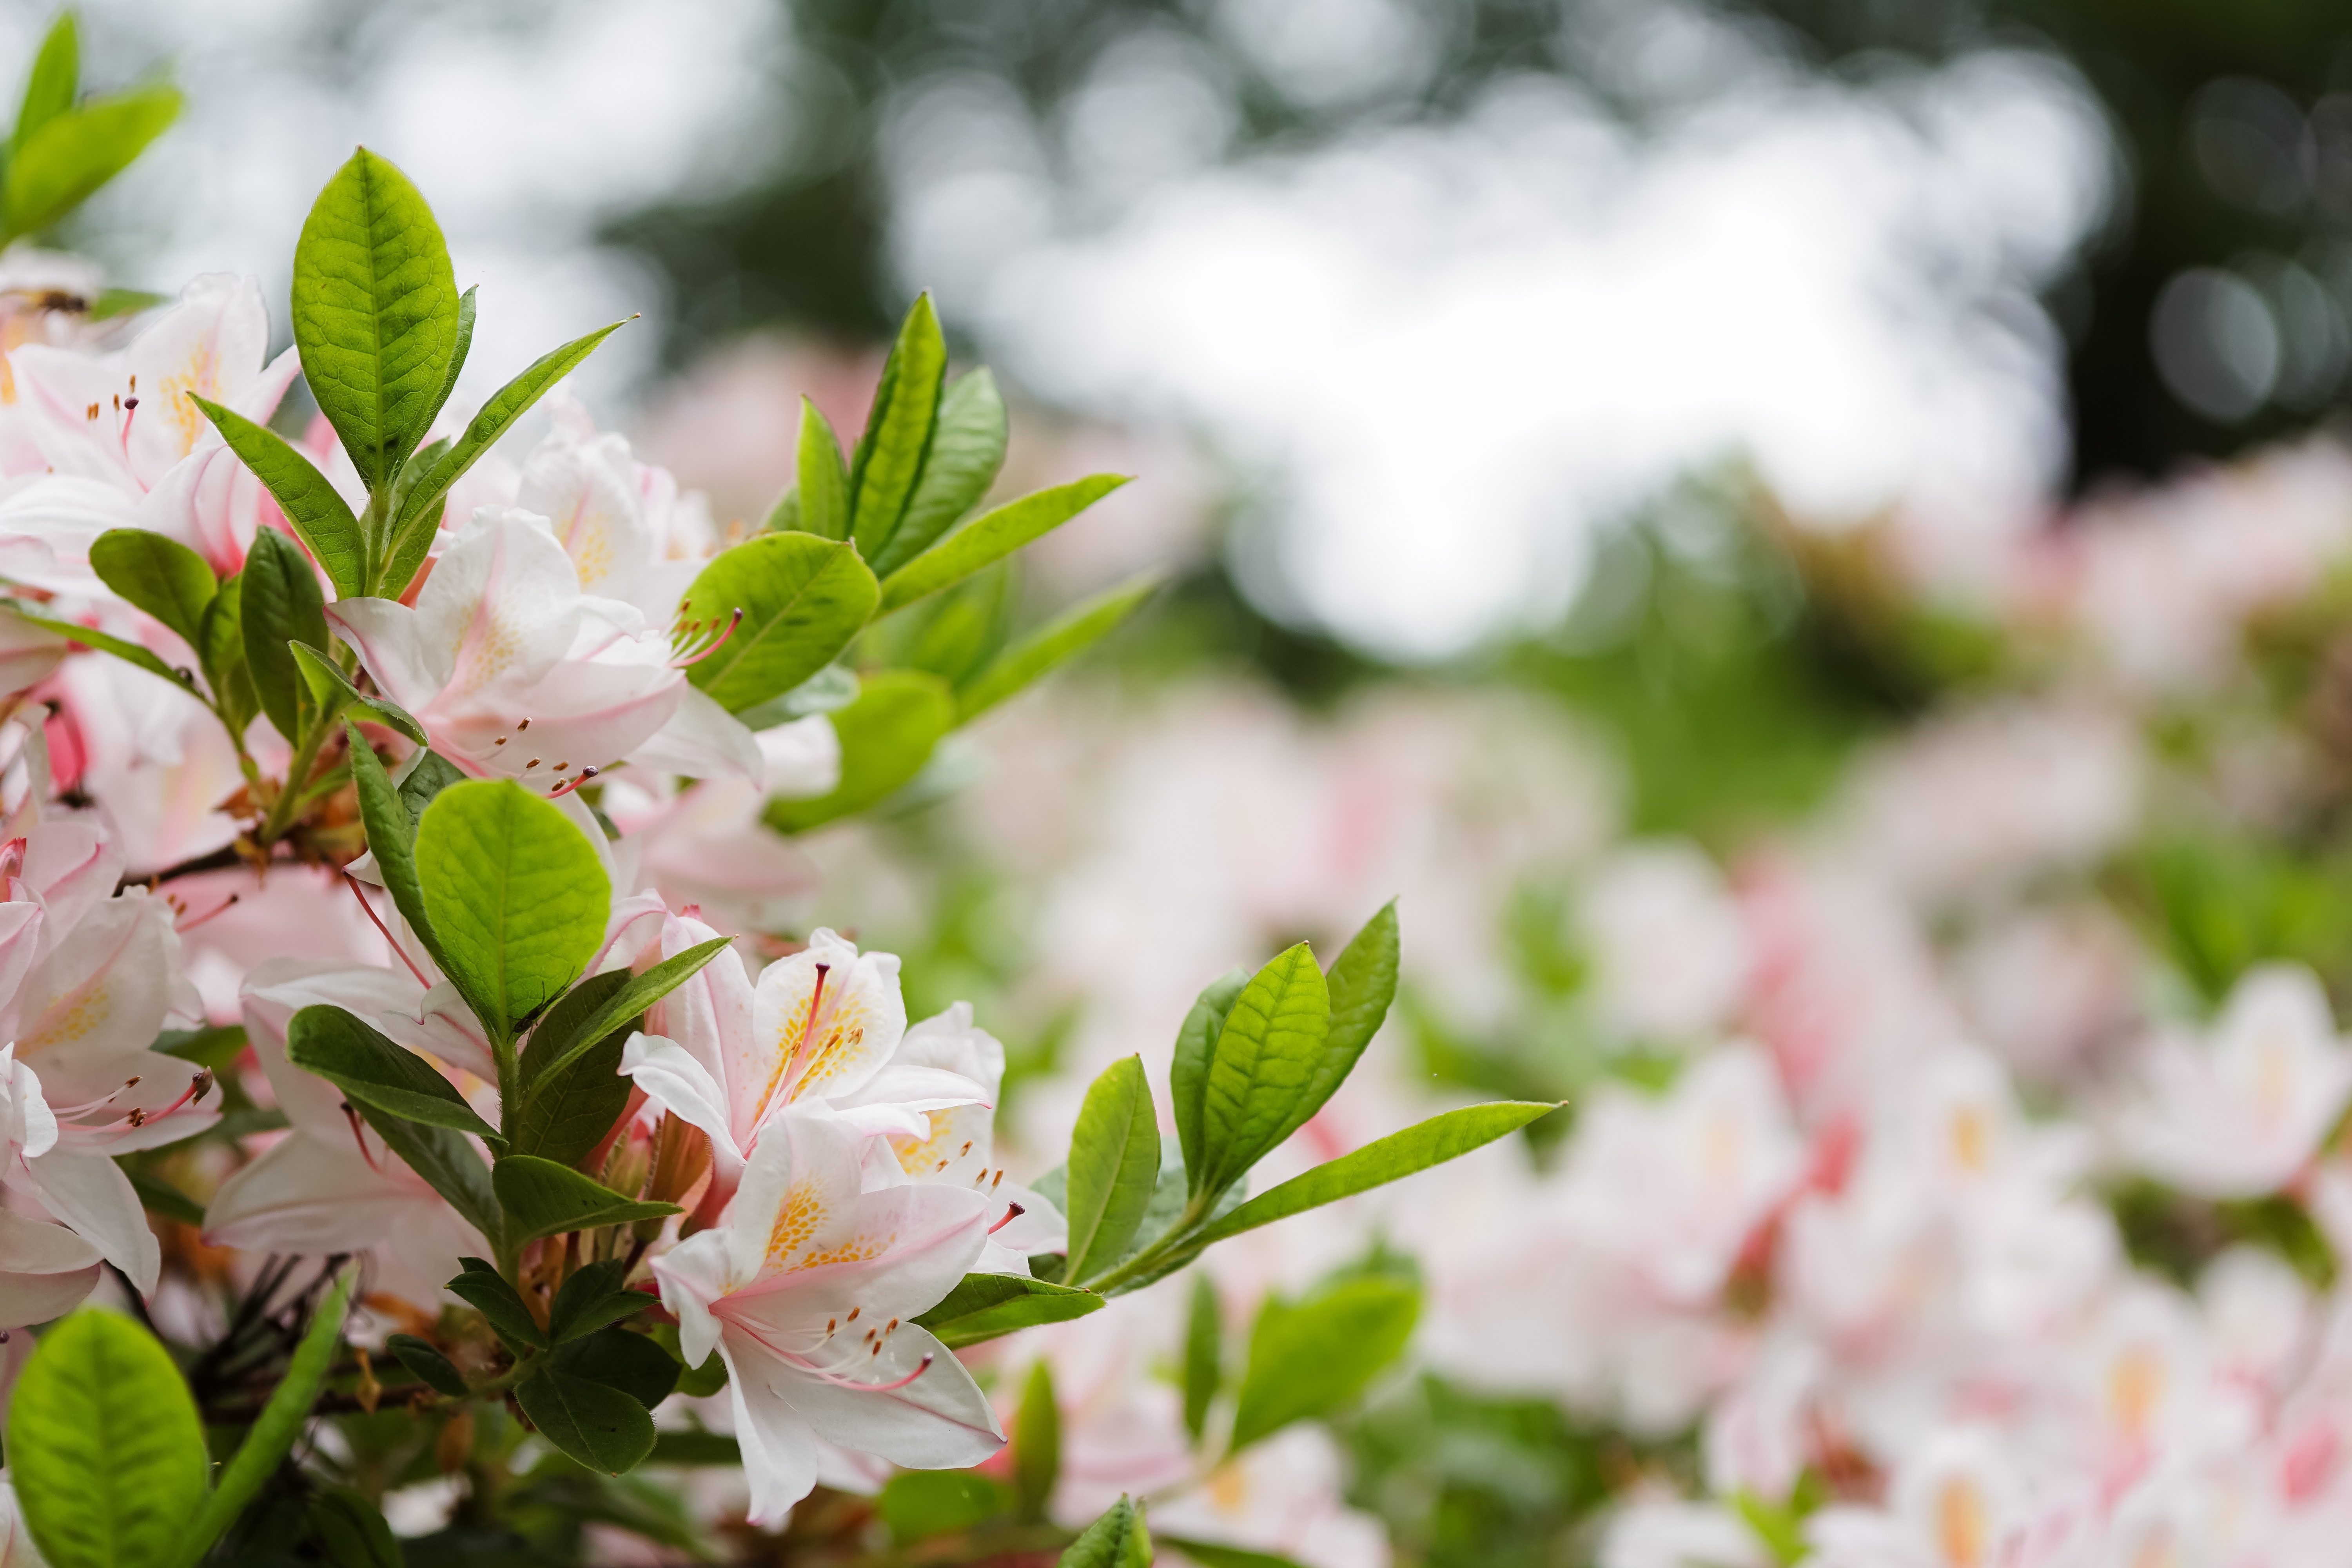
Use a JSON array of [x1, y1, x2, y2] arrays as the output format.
[[848, 293, 947, 561], [1014, 1359, 1059, 1523], [509, 969, 636, 1168], [794, 396, 849, 541], [956, 571, 1156, 723], [550, 1258, 658, 1345], [394, 745, 468, 828], [89, 528, 214, 646], [7, 1309, 207, 1568], [871, 367, 1007, 577], [180, 1268, 358, 1568], [877, 475, 1131, 615], [1182, 1271, 1220, 1444], [1170, 969, 1248, 1200], [1158, 1539, 1308, 1568], [383, 316, 629, 598], [201, 575, 258, 734], [1062, 1055, 1161, 1286], [13, 14, 77, 154], [293, 642, 427, 744], [122, 1164, 204, 1226], [912, 1273, 1104, 1348], [304, 1488, 404, 1568], [416, 780, 610, 1040], [447, 1257, 546, 1352], [364, 1110, 500, 1242], [385, 1333, 469, 1397], [648, 1430, 740, 1465], [240, 525, 330, 743], [1058, 1497, 1152, 1568], [190, 395, 367, 598], [4, 85, 180, 237], [284, 1003, 500, 1141], [1229, 1274, 1419, 1451], [493, 1155, 680, 1242], [291, 148, 459, 488], [1193, 944, 1330, 1202], [9, 600, 193, 690], [155, 1021, 247, 1068], [550, 1327, 679, 1408], [516, 1368, 655, 1476], [879, 1471, 1008, 1544], [676, 532, 878, 715], [765, 669, 955, 834], [518, 938, 732, 1125], [1194, 1102, 1559, 1248]]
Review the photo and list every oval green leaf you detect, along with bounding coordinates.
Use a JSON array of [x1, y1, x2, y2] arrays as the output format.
[[676, 532, 879, 715], [764, 670, 954, 835], [1061, 1055, 1160, 1287], [516, 1367, 657, 1475], [89, 528, 214, 646]]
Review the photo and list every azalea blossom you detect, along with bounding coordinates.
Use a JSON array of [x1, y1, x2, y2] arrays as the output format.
[[328, 506, 757, 792], [652, 1104, 1004, 1522]]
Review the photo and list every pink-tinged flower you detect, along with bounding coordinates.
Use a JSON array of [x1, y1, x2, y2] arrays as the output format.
[[1601, 1499, 1772, 1568], [0, 274, 301, 582], [205, 959, 488, 1307], [519, 392, 717, 622], [1807, 1425, 2027, 1568], [2112, 964, 2352, 1199], [623, 922, 987, 1201], [652, 1106, 1003, 1523], [1578, 840, 1753, 1045], [328, 507, 757, 793], [0, 612, 65, 704]]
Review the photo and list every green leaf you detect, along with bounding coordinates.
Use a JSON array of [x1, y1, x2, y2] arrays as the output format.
[[1193, 1102, 1558, 1248], [550, 1326, 679, 1408], [1170, 969, 1248, 1199], [1182, 1271, 1220, 1444], [871, 368, 1008, 577], [793, 397, 849, 542], [848, 294, 947, 561], [175, 1269, 358, 1568], [1228, 1274, 1419, 1451], [385, 1333, 469, 1397], [1193, 944, 1330, 1203], [363, 1110, 500, 1242], [494, 1155, 680, 1242], [1013, 1359, 1060, 1523], [1158, 1539, 1309, 1568], [201, 576, 257, 735], [877, 475, 1131, 615], [1062, 1056, 1161, 1287], [9, 600, 193, 690], [89, 288, 167, 322], [190, 395, 367, 598], [303, 1488, 404, 1568], [344, 720, 447, 974], [1058, 1497, 1152, 1568], [240, 525, 330, 744], [1314, 903, 1399, 1109], [394, 745, 468, 827], [956, 571, 1157, 723], [549, 1258, 658, 1345], [676, 532, 878, 715], [417, 285, 477, 455], [416, 780, 611, 1040], [764, 669, 954, 834], [518, 938, 732, 1129], [763, 486, 800, 534], [647, 1430, 740, 1465], [291, 148, 459, 489], [8, 1309, 207, 1568], [4, 85, 180, 238], [911, 1273, 1104, 1349], [13, 14, 78, 154], [284, 1003, 501, 1142], [515, 1368, 656, 1476], [89, 528, 214, 646], [122, 1164, 204, 1227], [508, 969, 636, 1168], [447, 1258, 546, 1352], [156, 1022, 249, 1068], [382, 316, 629, 598], [879, 1471, 1008, 1544], [292, 642, 427, 744]]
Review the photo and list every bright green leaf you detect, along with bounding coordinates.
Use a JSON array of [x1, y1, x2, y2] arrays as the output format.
[[240, 525, 330, 744], [493, 1154, 680, 1242], [675, 532, 878, 715], [292, 642, 426, 744], [344, 721, 447, 977], [1014, 1359, 1060, 1523], [291, 148, 459, 489], [1058, 1497, 1152, 1568], [1228, 1274, 1419, 1451], [515, 1368, 655, 1476], [8, 1308, 208, 1568], [848, 293, 947, 561], [877, 474, 1130, 615], [911, 1273, 1104, 1348], [190, 395, 366, 598], [1194, 944, 1330, 1202], [878, 1471, 1008, 1544], [284, 1003, 500, 1141], [794, 396, 849, 542], [1062, 1055, 1161, 1287], [871, 367, 1007, 577], [88, 528, 214, 646], [416, 780, 610, 1040], [13, 14, 78, 154], [4, 85, 180, 237], [956, 570, 1157, 723], [765, 670, 954, 834], [1171, 969, 1247, 1195], [201, 576, 258, 735], [1193, 1102, 1559, 1249], [416, 284, 477, 461]]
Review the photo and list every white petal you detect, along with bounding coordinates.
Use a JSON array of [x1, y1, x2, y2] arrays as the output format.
[[0, 1207, 102, 1326], [628, 684, 762, 781], [20, 1144, 158, 1291]]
